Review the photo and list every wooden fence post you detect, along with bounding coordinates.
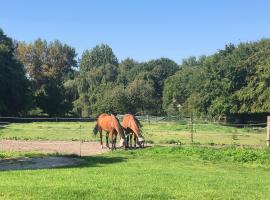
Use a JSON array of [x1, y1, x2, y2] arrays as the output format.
[[267, 116, 270, 148]]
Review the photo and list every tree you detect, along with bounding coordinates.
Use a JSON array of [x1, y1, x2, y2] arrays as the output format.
[[16, 39, 77, 116], [79, 44, 118, 72], [91, 84, 128, 116], [0, 28, 30, 116], [163, 66, 203, 116], [74, 44, 120, 116], [36, 80, 72, 116], [126, 78, 157, 114], [164, 39, 270, 120], [117, 58, 139, 85]]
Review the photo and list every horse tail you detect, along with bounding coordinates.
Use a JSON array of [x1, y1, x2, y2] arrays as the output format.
[[93, 123, 99, 136]]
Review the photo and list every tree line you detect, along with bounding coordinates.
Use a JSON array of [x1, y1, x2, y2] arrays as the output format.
[[1, 27, 270, 120]]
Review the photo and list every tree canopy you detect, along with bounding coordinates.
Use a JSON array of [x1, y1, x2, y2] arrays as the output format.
[[0, 29, 30, 116], [16, 39, 77, 116], [1, 26, 270, 121], [163, 39, 270, 119]]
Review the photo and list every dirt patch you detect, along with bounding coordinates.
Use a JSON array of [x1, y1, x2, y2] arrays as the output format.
[[0, 140, 109, 156], [0, 140, 112, 170], [0, 156, 84, 170]]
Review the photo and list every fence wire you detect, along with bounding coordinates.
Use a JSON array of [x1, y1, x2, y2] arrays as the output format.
[[0, 115, 268, 148]]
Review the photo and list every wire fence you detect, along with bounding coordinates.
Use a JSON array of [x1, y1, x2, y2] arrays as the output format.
[[0, 115, 268, 148]]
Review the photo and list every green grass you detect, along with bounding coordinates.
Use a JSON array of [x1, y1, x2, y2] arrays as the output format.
[[143, 121, 265, 146], [0, 121, 266, 146], [0, 122, 96, 141], [1, 146, 270, 199], [0, 151, 50, 159]]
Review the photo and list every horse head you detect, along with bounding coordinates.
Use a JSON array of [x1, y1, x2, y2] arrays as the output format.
[[118, 126, 126, 148]]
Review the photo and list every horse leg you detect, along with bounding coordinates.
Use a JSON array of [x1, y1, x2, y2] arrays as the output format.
[[113, 132, 117, 150], [125, 130, 130, 148], [100, 130, 103, 149], [106, 132, 110, 148], [134, 135, 137, 148], [129, 134, 133, 148], [110, 131, 115, 151]]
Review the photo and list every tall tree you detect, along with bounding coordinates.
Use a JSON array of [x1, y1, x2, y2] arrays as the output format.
[[0, 28, 30, 116], [79, 44, 118, 72], [74, 44, 119, 116], [16, 39, 77, 116]]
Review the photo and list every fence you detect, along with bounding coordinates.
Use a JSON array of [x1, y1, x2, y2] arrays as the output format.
[[0, 115, 269, 148]]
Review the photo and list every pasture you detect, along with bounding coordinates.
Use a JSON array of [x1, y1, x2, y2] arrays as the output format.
[[1, 146, 270, 199], [0, 121, 268, 199], [0, 121, 266, 146]]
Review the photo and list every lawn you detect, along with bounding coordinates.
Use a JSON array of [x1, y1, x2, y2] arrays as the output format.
[[0, 146, 270, 199], [0, 121, 266, 146]]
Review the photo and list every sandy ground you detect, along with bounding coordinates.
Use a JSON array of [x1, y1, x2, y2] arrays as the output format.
[[0, 140, 110, 170], [0, 140, 109, 156]]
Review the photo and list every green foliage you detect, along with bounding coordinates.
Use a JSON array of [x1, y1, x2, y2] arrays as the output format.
[[74, 44, 120, 116], [91, 84, 128, 116], [0, 28, 30, 116], [163, 39, 270, 118], [74, 42, 178, 116], [2, 25, 270, 119], [36, 81, 72, 116], [80, 44, 118, 72], [16, 38, 77, 116], [163, 65, 203, 116]]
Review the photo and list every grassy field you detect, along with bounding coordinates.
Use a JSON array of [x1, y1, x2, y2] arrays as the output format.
[[0, 121, 266, 146], [0, 146, 270, 199]]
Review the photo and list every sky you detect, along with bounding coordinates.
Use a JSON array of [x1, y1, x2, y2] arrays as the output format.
[[1, 0, 270, 63]]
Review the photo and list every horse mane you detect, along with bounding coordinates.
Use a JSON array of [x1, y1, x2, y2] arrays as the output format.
[[129, 114, 143, 136], [110, 114, 125, 138], [134, 116, 143, 128]]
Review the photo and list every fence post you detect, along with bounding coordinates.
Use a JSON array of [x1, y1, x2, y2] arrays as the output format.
[[267, 116, 270, 148], [190, 116, 194, 144], [79, 124, 82, 157], [147, 115, 150, 124]]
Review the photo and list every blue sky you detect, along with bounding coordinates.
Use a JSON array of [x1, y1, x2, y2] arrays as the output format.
[[1, 0, 270, 63]]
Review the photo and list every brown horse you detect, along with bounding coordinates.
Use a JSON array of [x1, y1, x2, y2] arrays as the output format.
[[122, 114, 144, 148], [93, 113, 126, 150]]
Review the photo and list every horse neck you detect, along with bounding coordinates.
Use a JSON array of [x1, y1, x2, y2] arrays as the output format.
[[112, 116, 124, 138], [130, 119, 142, 137]]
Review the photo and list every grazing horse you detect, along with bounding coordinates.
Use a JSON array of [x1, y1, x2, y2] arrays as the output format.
[[122, 114, 144, 148], [93, 113, 125, 150]]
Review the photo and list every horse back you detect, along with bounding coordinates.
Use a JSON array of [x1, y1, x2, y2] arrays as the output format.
[[122, 114, 141, 136]]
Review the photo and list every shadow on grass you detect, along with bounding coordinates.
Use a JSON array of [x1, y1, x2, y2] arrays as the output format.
[[0, 154, 127, 171], [0, 124, 9, 130]]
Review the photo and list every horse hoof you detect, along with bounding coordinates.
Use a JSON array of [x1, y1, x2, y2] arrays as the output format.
[[101, 145, 103, 149]]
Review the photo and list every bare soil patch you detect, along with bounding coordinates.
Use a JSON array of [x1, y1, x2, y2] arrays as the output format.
[[0, 140, 110, 170], [0, 140, 108, 156]]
